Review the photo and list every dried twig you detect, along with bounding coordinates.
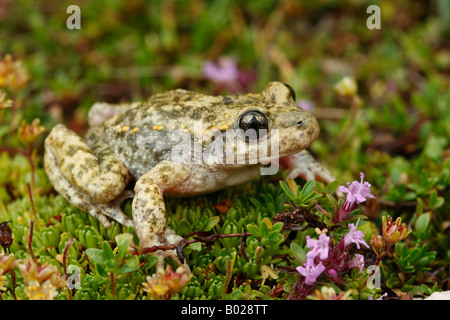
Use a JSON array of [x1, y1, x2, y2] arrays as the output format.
[[140, 232, 251, 264]]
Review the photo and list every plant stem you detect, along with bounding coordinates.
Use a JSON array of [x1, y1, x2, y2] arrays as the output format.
[[27, 149, 36, 192], [10, 270, 16, 300], [63, 238, 74, 276], [140, 232, 251, 254], [26, 183, 38, 223], [221, 259, 232, 300], [371, 244, 390, 276], [27, 220, 37, 264], [110, 273, 117, 299], [63, 238, 74, 300]]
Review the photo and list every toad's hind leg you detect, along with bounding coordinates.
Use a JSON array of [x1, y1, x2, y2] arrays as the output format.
[[44, 124, 133, 228]]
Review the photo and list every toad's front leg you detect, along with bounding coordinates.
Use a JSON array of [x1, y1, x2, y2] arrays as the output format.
[[281, 150, 335, 183], [133, 161, 190, 268]]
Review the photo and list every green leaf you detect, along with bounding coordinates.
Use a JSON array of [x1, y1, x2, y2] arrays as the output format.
[[250, 197, 264, 209], [179, 219, 192, 236], [302, 180, 315, 197], [394, 242, 404, 257], [86, 248, 105, 265], [326, 194, 338, 209], [407, 248, 420, 262], [429, 190, 444, 209], [290, 242, 306, 264], [247, 224, 260, 237], [268, 231, 279, 243], [279, 181, 296, 202], [96, 263, 108, 278], [204, 216, 220, 231], [260, 220, 269, 238], [325, 180, 339, 194], [303, 193, 323, 203], [415, 213, 430, 234], [428, 190, 438, 208], [120, 256, 140, 274], [102, 241, 116, 263], [116, 233, 133, 263], [188, 241, 202, 252], [271, 222, 283, 234]]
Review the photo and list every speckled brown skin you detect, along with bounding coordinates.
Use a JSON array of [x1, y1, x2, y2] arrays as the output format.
[[44, 81, 334, 266]]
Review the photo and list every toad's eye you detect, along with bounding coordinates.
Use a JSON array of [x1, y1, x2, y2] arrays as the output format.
[[238, 110, 269, 139], [282, 82, 296, 101]]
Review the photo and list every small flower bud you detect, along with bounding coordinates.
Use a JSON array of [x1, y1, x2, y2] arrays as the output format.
[[18, 118, 46, 148], [334, 76, 358, 97], [370, 235, 385, 249], [370, 235, 385, 258]]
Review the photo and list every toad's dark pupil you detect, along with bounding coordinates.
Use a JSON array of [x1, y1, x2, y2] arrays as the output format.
[[238, 111, 268, 139]]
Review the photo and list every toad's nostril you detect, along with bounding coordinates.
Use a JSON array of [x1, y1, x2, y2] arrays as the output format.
[[296, 120, 304, 127]]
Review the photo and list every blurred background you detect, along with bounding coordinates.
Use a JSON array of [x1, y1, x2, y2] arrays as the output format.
[[1, 0, 450, 180]]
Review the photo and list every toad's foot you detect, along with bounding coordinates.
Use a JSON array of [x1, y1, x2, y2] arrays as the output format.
[[132, 161, 190, 268], [281, 150, 335, 183], [148, 229, 187, 270]]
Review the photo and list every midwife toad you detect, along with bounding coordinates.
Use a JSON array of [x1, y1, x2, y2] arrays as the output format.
[[44, 81, 334, 265]]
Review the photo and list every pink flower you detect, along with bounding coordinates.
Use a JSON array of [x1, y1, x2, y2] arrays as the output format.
[[344, 220, 369, 249], [368, 292, 388, 300], [296, 100, 315, 111], [340, 172, 375, 206], [349, 254, 365, 271], [296, 259, 326, 285], [306, 234, 330, 260], [202, 57, 256, 93], [203, 57, 239, 84], [335, 172, 375, 223], [327, 268, 337, 276]]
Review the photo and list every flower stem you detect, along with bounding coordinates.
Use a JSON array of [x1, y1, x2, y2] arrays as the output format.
[[63, 238, 74, 300], [26, 183, 39, 223], [110, 273, 117, 299], [27, 149, 36, 192], [27, 220, 37, 264], [10, 270, 16, 300], [371, 244, 390, 276], [222, 259, 232, 300]]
